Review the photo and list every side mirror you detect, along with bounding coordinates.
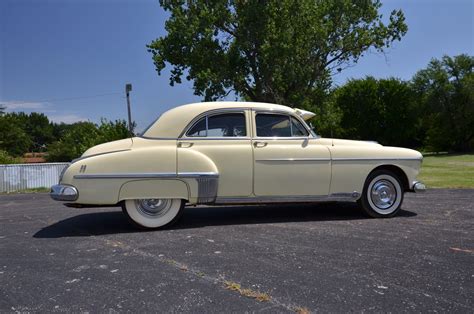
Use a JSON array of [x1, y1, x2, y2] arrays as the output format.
[[302, 137, 309, 147]]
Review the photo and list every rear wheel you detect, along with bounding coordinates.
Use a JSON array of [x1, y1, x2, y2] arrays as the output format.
[[122, 198, 185, 229], [357, 170, 404, 218]]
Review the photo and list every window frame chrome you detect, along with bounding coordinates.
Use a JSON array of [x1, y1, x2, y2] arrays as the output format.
[[251, 109, 316, 140], [178, 107, 316, 141], [180, 108, 251, 140]]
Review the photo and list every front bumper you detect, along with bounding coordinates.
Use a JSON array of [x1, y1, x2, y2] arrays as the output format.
[[50, 184, 79, 201], [412, 181, 426, 193]]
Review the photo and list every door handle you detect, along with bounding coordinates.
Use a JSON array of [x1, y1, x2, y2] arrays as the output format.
[[253, 141, 268, 148], [178, 142, 193, 148]]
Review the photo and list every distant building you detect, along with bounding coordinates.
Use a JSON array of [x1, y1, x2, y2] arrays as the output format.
[[21, 152, 47, 163]]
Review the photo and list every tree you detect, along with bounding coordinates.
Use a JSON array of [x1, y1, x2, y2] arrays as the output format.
[[412, 54, 474, 152], [46, 119, 132, 162], [148, 0, 407, 109], [47, 122, 100, 162], [0, 150, 21, 164], [13, 112, 54, 151], [97, 119, 134, 143], [333, 77, 419, 147], [52, 122, 74, 142], [311, 92, 344, 138], [0, 114, 33, 156]]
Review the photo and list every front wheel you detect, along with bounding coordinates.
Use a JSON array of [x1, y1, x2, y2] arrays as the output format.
[[122, 198, 185, 229], [357, 170, 404, 218]]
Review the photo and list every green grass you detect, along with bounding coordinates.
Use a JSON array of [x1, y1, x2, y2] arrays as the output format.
[[418, 154, 474, 188]]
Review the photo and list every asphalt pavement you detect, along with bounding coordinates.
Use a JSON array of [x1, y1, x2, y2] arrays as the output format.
[[0, 189, 473, 312]]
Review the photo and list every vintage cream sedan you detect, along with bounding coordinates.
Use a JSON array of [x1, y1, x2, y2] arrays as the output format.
[[51, 102, 425, 228]]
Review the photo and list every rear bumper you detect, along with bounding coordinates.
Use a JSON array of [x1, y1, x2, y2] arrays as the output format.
[[411, 181, 426, 193], [50, 184, 79, 201]]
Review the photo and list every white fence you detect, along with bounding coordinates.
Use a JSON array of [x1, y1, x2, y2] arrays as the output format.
[[0, 163, 69, 193]]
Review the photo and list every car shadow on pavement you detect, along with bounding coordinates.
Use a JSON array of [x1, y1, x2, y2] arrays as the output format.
[[33, 202, 417, 238]]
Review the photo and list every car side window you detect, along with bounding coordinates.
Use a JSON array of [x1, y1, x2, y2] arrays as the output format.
[[187, 117, 207, 137], [255, 114, 291, 137], [291, 117, 309, 137], [256, 114, 308, 137], [187, 113, 247, 137]]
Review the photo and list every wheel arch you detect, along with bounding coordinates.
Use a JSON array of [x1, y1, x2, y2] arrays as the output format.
[[118, 179, 190, 202], [369, 164, 410, 191]]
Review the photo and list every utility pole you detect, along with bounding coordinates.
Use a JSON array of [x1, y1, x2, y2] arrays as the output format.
[[125, 83, 133, 135]]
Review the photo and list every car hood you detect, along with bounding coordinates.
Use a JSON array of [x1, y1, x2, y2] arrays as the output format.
[[318, 138, 423, 160], [317, 138, 383, 147], [81, 138, 133, 158]]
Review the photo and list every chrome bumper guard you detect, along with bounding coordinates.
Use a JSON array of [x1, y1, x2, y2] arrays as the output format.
[[412, 181, 426, 193], [50, 184, 79, 201]]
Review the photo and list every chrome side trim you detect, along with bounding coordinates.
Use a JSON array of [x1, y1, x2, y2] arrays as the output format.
[[256, 158, 330, 162], [139, 136, 177, 140], [178, 172, 219, 178], [332, 157, 423, 161], [139, 135, 320, 141], [73, 172, 219, 179], [214, 192, 360, 204], [179, 137, 251, 141], [74, 173, 176, 179], [252, 136, 315, 141], [257, 157, 420, 162]]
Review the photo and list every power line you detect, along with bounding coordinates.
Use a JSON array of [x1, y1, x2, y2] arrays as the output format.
[[1, 92, 123, 105]]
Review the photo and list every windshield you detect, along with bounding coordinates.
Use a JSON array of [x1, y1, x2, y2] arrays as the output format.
[[307, 121, 319, 138]]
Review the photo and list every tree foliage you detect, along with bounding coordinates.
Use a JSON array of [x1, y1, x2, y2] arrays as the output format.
[[97, 119, 132, 143], [0, 114, 33, 156], [14, 112, 54, 151], [149, 0, 407, 108], [412, 54, 474, 152], [47, 122, 101, 162], [46, 119, 132, 162], [0, 112, 132, 161], [0, 112, 55, 154], [0, 150, 21, 164], [332, 77, 419, 147]]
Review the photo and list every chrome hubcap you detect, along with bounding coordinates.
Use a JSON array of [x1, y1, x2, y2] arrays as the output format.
[[135, 199, 171, 217], [370, 180, 397, 209]]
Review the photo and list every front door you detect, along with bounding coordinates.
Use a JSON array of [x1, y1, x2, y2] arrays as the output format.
[[252, 112, 331, 196]]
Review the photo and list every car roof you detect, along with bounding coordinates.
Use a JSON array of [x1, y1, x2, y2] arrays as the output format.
[[141, 101, 299, 138]]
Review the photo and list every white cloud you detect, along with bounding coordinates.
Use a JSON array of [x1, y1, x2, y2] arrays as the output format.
[[1, 100, 49, 111], [1, 100, 89, 124], [48, 114, 88, 124]]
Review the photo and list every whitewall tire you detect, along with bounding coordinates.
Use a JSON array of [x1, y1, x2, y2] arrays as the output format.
[[358, 170, 404, 218], [122, 198, 185, 229]]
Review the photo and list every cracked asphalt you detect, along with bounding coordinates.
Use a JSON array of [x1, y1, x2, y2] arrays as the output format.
[[0, 189, 473, 312]]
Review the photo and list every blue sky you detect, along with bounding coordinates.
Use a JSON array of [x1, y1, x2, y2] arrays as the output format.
[[1, 0, 473, 130]]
